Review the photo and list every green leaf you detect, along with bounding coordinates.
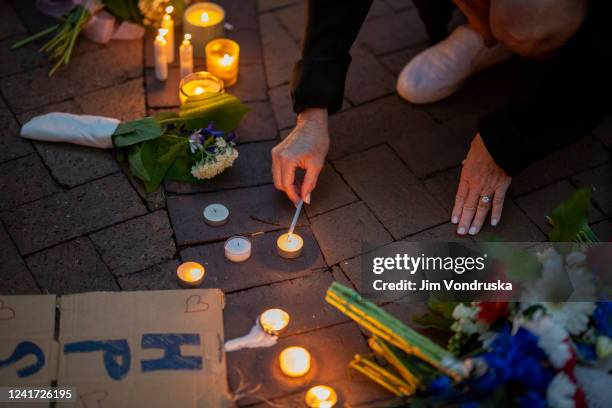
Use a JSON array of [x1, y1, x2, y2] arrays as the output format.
[[139, 140, 173, 193], [165, 156, 199, 183], [177, 92, 249, 132], [103, 0, 143, 24], [154, 111, 179, 124], [548, 188, 596, 242], [127, 146, 150, 182], [481, 242, 542, 282], [157, 138, 188, 164], [112, 117, 163, 147]]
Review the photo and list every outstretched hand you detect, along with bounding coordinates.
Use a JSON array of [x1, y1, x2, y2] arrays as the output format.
[[452, 134, 512, 235], [271, 108, 329, 205]]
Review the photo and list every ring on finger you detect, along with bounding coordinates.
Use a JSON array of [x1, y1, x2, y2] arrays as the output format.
[[480, 195, 492, 204]]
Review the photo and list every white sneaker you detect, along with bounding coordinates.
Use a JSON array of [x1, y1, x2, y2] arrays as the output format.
[[397, 25, 513, 104]]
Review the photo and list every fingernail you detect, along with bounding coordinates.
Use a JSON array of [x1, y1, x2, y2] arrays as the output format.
[[457, 227, 466, 235], [469, 227, 477, 235], [491, 218, 498, 226], [451, 216, 459, 224], [304, 193, 311, 204]]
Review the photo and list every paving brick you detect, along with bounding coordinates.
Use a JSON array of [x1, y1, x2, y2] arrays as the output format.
[[379, 43, 428, 75], [328, 95, 435, 160], [0, 224, 39, 295], [116, 259, 181, 291], [167, 184, 306, 245], [0, 1, 26, 40], [0, 98, 32, 163], [357, 8, 428, 55], [1, 42, 142, 113], [591, 219, 611, 240], [121, 163, 167, 211], [335, 145, 447, 238], [225, 269, 348, 339], [179, 226, 324, 292], [345, 45, 396, 105], [1, 173, 147, 254], [17, 99, 82, 124], [390, 114, 477, 178], [274, 2, 304, 41], [90, 211, 176, 276], [227, 29, 263, 66], [259, 13, 300, 88], [269, 84, 294, 130], [310, 201, 392, 265], [228, 322, 370, 405], [235, 102, 278, 143], [10, 0, 61, 34], [516, 181, 605, 232], [305, 163, 357, 218], [258, 0, 300, 12], [510, 136, 610, 197], [593, 115, 612, 147], [572, 163, 612, 218], [384, 0, 415, 11], [145, 67, 181, 108], [164, 140, 274, 194], [0, 36, 45, 77], [76, 78, 146, 122], [219, 0, 258, 31], [406, 222, 474, 241], [0, 153, 60, 211], [25, 237, 118, 294], [368, 0, 394, 20], [423, 167, 461, 214], [229, 63, 268, 102]]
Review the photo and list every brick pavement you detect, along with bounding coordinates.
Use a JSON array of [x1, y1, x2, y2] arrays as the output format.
[[0, 0, 610, 406]]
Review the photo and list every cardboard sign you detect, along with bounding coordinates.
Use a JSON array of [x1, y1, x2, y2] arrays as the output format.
[[1, 290, 229, 408]]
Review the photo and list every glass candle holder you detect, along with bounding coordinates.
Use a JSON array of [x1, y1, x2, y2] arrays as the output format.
[[183, 2, 225, 57], [205, 38, 239, 87], [305, 386, 338, 408], [179, 71, 224, 105]]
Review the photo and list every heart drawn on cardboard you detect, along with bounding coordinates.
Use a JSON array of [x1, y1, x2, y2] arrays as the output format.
[[0, 299, 16, 321], [184, 295, 210, 313]]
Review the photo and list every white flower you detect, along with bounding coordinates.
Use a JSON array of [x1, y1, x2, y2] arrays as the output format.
[[190, 147, 238, 180], [547, 372, 576, 408], [451, 303, 488, 335], [517, 314, 572, 369]]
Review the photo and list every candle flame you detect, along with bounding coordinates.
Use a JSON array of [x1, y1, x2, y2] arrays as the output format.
[[158, 28, 169, 37], [193, 86, 205, 95], [165, 5, 174, 14], [260, 308, 290, 333], [200, 12, 210, 23], [220, 53, 233, 66], [184, 33, 192, 41]]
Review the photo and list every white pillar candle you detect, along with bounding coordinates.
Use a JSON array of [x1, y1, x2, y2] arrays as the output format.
[[154, 28, 168, 81], [179, 34, 194, 78], [224, 236, 252, 263], [161, 6, 175, 63], [203, 203, 229, 226]]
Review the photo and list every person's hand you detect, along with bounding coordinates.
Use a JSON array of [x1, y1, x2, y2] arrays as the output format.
[[452, 134, 512, 235], [272, 108, 330, 205]]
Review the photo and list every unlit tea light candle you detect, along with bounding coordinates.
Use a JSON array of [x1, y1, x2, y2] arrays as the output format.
[[177, 261, 205, 287], [179, 71, 224, 105], [205, 38, 239, 87], [259, 308, 290, 335], [279, 346, 311, 377], [224, 236, 252, 263], [277, 233, 303, 259], [183, 2, 225, 57], [203, 203, 229, 226], [305, 386, 338, 408]]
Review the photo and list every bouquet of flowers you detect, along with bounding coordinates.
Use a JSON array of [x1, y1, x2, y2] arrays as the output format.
[[21, 91, 248, 192], [13, 0, 187, 76]]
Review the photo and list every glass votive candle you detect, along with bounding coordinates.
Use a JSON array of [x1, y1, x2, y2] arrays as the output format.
[[179, 71, 224, 105], [183, 2, 225, 57], [305, 385, 338, 408], [205, 38, 239, 87], [259, 308, 290, 335], [176, 261, 205, 287], [279, 346, 311, 377]]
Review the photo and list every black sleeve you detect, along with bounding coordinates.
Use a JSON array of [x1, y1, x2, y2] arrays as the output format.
[[291, 0, 373, 114], [479, 0, 612, 177]]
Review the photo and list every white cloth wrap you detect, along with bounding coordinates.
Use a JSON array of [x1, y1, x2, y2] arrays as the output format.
[[21, 112, 119, 149]]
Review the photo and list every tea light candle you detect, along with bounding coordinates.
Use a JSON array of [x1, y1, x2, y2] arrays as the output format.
[[205, 38, 239, 87], [154, 28, 168, 81], [177, 261, 205, 287], [161, 6, 175, 63], [279, 346, 311, 377], [179, 34, 194, 78], [179, 71, 224, 105], [259, 308, 290, 335], [305, 386, 338, 408], [183, 2, 225, 57], [277, 233, 304, 259], [203, 203, 229, 226], [224, 236, 252, 263]]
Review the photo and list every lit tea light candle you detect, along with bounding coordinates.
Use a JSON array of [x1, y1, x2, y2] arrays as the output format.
[[277, 233, 304, 259], [202, 203, 229, 226], [224, 236, 252, 263], [205, 38, 239, 87], [183, 2, 225, 57], [179, 71, 224, 105], [154, 28, 168, 81], [305, 386, 338, 408], [161, 6, 175, 63], [177, 261, 205, 287], [279, 346, 311, 377], [179, 33, 193, 78], [259, 308, 290, 335]]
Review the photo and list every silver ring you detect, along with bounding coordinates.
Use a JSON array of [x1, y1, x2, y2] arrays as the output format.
[[481, 195, 492, 204]]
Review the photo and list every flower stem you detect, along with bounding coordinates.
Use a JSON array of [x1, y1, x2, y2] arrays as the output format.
[[12, 25, 60, 49]]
